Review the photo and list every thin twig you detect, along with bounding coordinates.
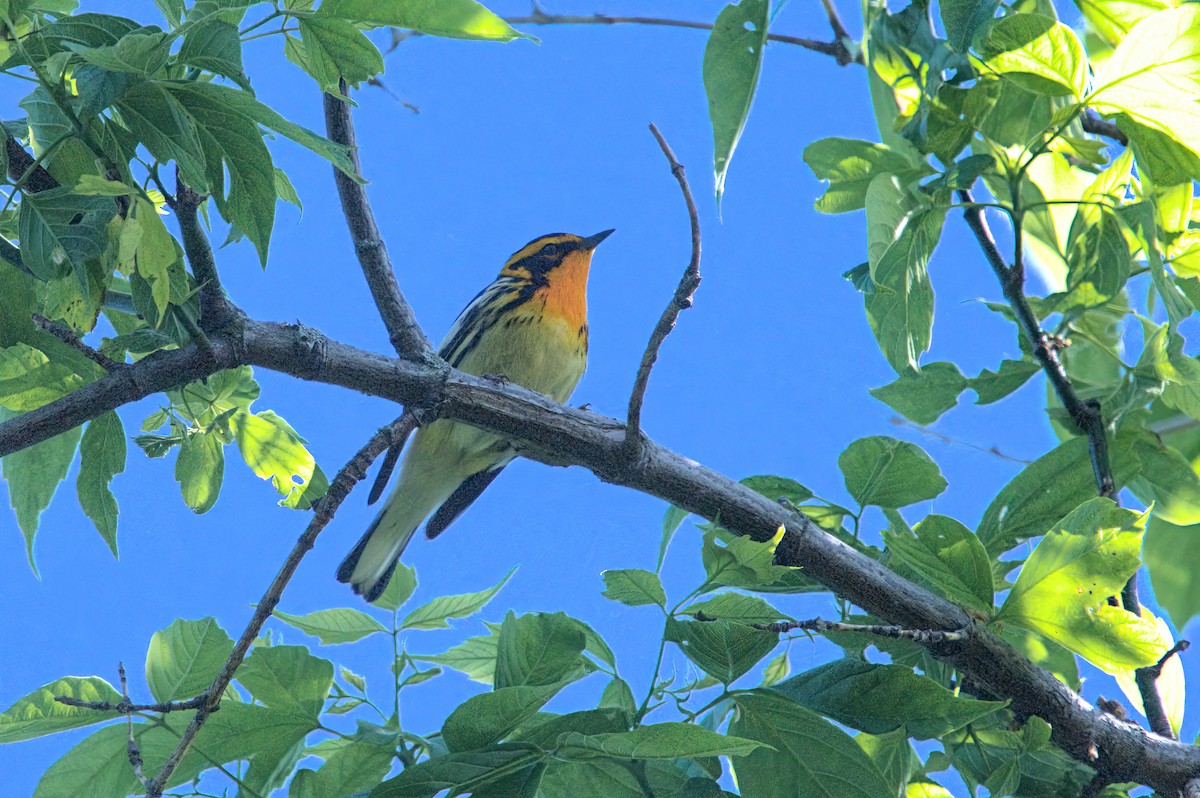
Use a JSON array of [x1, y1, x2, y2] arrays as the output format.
[[142, 413, 417, 797], [889, 416, 1032, 464], [323, 80, 433, 360], [54, 695, 205, 713], [1081, 113, 1128, 146], [693, 611, 969, 643], [1134, 640, 1189, 739], [956, 190, 1116, 499], [175, 177, 234, 332], [390, 13, 859, 64], [118, 662, 151, 789], [31, 313, 122, 371], [623, 123, 702, 460], [820, 0, 852, 41]]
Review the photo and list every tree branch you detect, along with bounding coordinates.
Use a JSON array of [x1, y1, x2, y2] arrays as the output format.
[[1082, 113, 1129, 146], [118, 662, 151, 790], [693, 611, 969, 643], [4, 317, 1200, 790], [323, 80, 433, 361], [142, 413, 416, 797], [1135, 641, 1189, 739], [623, 123, 701, 459], [175, 177, 235, 333], [4, 130, 58, 193], [956, 190, 1116, 498], [31, 313, 121, 371]]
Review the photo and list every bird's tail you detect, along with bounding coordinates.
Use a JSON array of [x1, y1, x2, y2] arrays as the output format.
[[336, 463, 453, 601]]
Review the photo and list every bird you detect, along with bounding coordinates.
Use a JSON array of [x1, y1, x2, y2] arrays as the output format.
[[337, 229, 615, 601]]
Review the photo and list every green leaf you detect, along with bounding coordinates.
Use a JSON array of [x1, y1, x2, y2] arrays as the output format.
[[869, 361, 966, 424], [1092, 6, 1200, 161], [172, 81, 356, 178], [862, 176, 945, 373], [702, 0, 769, 205], [495, 611, 587, 689], [658, 503, 688, 571], [66, 30, 172, 75], [175, 428, 224, 514], [773, 658, 1006, 739], [0, 676, 121, 744], [114, 81, 210, 192], [598, 677, 638, 716], [664, 618, 778, 684], [443, 683, 565, 752], [1145, 514, 1200, 628], [980, 14, 1087, 97], [1124, 428, 1200, 525], [18, 187, 113, 285], [168, 366, 260, 425], [178, 20, 247, 87], [372, 744, 543, 798], [273, 607, 388, 644], [0, 343, 86, 411], [400, 567, 515, 630], [370, 561, 417, 611], [684, 592, 791, 624], [1077, 0, 1176, 46], [601, 568, 666, 608], [1, 407, 82, 574], [739, 474, 814, 505], [237, 644, 333, 718], [970, 359, 1039, 404], [233, 409, 322, 508], [73, 175, 136, 196], [977, 433, 1138, 556], [145, 617, 233, 702], [75, 411, 125, 555], [510, 708, 631, 748], [857, 729, 917, 798], [701, 527, 792, 589], [940, 0, 1001, 51], [413, 633, 498, 684], [802, 138, 925, 214], [557, 723, 769, 759], [289, 736, 395, 798], [1001, 624, 1081, 691], [729, 690, 893, 798], [319, 0, 532, 41], [289, 15, 383, 91], [762, 650, 790, 686], [1113, 610, 1184, 735], [922, 154, 997, 195], [838, 436, 947, 508], [163, 82, 276, 264], [882, 514, 993, 613], [998, 498, 1166, 672]]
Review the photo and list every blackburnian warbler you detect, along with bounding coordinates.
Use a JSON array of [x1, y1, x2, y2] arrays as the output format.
[[338, 229, 614, 600]]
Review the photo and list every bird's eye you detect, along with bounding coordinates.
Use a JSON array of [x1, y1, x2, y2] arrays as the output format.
[[540, 244, 559, 257]]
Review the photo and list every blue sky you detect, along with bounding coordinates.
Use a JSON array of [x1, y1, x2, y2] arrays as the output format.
[[0, 1, 1173, 794]]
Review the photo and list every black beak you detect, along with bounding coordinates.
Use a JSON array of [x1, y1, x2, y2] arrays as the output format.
[[582, 229, 615, 250]]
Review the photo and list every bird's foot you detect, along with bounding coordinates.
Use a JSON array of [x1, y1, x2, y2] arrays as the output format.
[[481, 373, 510, 385]]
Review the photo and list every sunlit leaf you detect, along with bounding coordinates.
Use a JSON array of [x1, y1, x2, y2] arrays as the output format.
[[997, 498, 1166, 673]]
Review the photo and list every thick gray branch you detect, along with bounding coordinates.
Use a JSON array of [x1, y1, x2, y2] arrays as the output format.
[[1, 319, 1197, 791]]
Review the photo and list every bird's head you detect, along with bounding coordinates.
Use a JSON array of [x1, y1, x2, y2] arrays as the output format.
[[499, 229, 614, 283]]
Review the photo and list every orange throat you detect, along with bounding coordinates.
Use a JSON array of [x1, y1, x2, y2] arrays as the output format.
[[537, 250, 591, 329]]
